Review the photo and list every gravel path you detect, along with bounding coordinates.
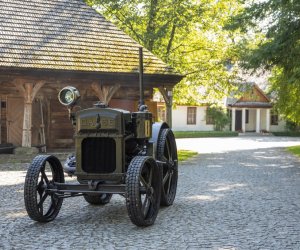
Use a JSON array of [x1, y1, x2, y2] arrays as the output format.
[[0, 136, 300, 249]]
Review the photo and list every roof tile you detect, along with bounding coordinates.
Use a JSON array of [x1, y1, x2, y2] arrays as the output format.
[[0, 0, 178, 75]]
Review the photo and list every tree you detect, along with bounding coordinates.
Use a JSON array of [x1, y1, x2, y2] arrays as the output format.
[[206, 106, 230, 131], [86, 0, 243, 105], [228, 0, 300, 124]]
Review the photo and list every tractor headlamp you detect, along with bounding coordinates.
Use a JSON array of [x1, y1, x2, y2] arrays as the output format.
[[58, 86, 80, 106]]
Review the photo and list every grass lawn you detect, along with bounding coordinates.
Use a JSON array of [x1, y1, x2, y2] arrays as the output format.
[[178, 150, 198, 162], [287, 145, 300, 157], [174, 131, 238, 138]]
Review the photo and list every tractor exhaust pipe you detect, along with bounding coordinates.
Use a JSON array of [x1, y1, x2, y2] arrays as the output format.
[[138, 47, 147, 111]]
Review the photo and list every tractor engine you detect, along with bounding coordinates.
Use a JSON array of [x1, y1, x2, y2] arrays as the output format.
[[58, 86, 153, 183]]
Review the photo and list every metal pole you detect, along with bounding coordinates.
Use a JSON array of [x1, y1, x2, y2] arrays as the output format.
[[139, 47, 144, 107]]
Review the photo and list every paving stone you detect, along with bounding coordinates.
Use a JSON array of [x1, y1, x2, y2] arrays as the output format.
[[0, 137, 300, 249]]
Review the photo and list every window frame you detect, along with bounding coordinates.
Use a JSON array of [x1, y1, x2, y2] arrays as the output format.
[[187, 107, 197, 125]]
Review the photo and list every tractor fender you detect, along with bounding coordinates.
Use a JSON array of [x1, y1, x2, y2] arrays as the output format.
[[150, 122, 169, 159]]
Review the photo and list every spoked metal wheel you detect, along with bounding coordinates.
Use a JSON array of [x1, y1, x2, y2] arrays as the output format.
[[126, 156, 161, 227], [157, 128, 178, 206], [83, 193, 112, 205], [24, 155, 65, 222]]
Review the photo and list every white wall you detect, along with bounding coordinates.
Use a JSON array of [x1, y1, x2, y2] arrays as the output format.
[[245, 108, 286, 132], [245, 109, 256, 131], [270, 116, 286, 132], [172, 106, 214, 131], [172, 105, 287, 132]]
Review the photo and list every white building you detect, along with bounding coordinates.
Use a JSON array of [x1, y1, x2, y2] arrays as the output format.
[[158, 84, 286, 133]]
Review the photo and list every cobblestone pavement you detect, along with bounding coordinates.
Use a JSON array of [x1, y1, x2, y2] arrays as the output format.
[[0, 137, 300, 249]]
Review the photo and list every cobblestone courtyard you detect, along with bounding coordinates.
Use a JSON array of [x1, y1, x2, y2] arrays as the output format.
[[0, 136, 300, 249]]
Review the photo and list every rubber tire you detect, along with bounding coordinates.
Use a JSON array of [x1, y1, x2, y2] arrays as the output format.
[[24, 155, 65, 222], [126, 156, 161, 227], [157, 128, 178, 206], [83, 193, 112, 205]]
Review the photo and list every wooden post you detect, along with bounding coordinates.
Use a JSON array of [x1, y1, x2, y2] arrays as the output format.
[[0, 98, 1, 144], [14, 79, 45, 147], [91, 82, 120, 105], [159, 87, 173, 128], [231, 108, 236, 131]]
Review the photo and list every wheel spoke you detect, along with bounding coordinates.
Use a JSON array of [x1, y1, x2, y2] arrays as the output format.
[[38, 193, 49, 214], [163, 171, 170, 185], [161, 156, 168, 164], [140, 176, 148, 188], [166, 171, 173, 195], [51, 194, 58, 205], [41, 168, 50, 185], [148, 166, 153, 186], [142, 195, 150, 217]]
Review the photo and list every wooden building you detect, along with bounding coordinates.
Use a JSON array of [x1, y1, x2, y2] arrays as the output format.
[[0, 0, 182, 149], [227, 84, 274, 133]]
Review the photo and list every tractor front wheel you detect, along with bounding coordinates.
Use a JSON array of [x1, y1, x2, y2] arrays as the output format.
[[24, 155, 65, 222], [125, 156, 161, 227]]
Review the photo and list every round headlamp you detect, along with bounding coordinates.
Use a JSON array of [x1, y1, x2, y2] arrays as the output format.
[[58, 86, 80, 106]]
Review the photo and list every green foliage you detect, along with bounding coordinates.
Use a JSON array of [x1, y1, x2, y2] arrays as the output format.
[[206, 106, 230, 131], [285, 120, 300, 132], [228, 0, 300, 124], [178, 150, 198, 162], [87, 0, 243, 104], [273, 132, 300, 137], [174, 131, 238, 138]]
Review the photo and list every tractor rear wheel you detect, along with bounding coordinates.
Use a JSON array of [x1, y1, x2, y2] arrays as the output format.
[[24, 155, 65, 222], [126, 156, 161, 227], [83, 193, 112, 205], [157, 128, 178, 206]]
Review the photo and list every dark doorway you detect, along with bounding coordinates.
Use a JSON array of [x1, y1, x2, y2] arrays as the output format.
[[0, 100, 7, 143], [235, 110, 242, 131]]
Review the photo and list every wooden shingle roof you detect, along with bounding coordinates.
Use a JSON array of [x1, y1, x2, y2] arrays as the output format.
[[0, 0, 179, 76]]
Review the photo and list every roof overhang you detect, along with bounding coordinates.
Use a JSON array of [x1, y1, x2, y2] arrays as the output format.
[[0, 66, 183, 88], [229, 102, 273, 109]]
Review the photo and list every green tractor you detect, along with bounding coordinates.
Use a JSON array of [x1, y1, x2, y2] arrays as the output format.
[[23, 49, 178, 227]]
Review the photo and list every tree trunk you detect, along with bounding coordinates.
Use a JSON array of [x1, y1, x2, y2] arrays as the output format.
[[145, 0, 158, 51], [166, 20, 177, 61]]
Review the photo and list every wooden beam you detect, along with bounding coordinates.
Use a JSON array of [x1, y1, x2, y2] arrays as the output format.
[[91, 82, 120, 105], [158, 87, 173, 128], [13, 79, 46, 147]]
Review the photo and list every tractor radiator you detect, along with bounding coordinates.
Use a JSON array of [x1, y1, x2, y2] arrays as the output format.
[[81, 138, 116, 173]]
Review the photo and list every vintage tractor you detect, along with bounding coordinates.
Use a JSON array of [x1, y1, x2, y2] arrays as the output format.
[[24, 49, 178, 227]]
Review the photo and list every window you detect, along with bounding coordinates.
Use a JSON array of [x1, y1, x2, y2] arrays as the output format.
[[187, 107, 196, 125], [157, 106, 166, 122], [206, 107, 214, 125], [271, 111, 279, 125]]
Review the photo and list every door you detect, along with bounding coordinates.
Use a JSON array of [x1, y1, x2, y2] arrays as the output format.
[[235, 110, 242, 131], [0, 99, 8, 144], [7, 97, 24, 146]]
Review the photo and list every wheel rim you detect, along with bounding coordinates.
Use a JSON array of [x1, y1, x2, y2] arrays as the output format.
[[140, 161, 156, 218], [36, 161, 60, 217]]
